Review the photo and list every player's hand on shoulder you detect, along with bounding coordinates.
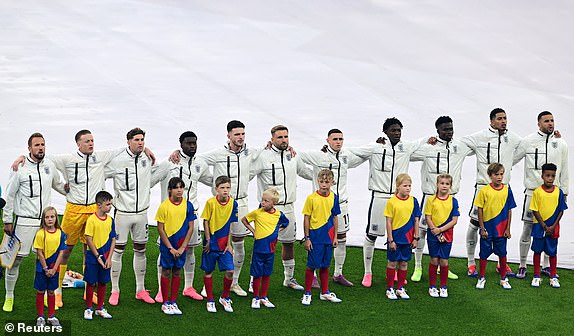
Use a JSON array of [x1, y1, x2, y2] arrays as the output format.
[[11, 155, 25, 171], [169, 150, 181, 164], [376, 137, 386, 145]]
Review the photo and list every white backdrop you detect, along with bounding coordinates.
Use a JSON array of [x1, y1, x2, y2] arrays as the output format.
[[0, 0, 572, 268]]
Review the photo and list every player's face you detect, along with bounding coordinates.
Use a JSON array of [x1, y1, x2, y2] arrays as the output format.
[[99, 200, 113, 214], [271, 130, 289, 150], [77, 133, 95, 155], [28, 137, 45, 162], [216, 182, 231, 200], [489, 169, 504, 186], [538, 114, 554, 134], [437, 122, 454, 142], [437, 178, 451, 195], [180, 136, 198, 157], [542, 170, 556, 188], [317, 177, 333, 194], [228, 127, 245, 150], [260, 194, 275, 211], [43, 210, 57, 229], [326, 133, 344, 152], [490, 112, 507, 132], [127, 134, 145, 155], [169, 184, 185, 200], [384, 124, 402, 145], [397, 181, 411, 197]]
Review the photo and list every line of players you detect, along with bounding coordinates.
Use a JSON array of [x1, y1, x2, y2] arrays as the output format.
[[1, 109, 569, 313]]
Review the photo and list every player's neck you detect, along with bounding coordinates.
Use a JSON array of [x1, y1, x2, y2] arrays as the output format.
[[44, 225, 56, 233], [170, 196, 183, 204], [542, 184, 555, 192], [397, 192, 409, 199], [217, 195, 229, 203], [317, 189, 330, 197], [95, 210, 108, 219], [490, 182, 503, 189], [437, 191, 449, 199]]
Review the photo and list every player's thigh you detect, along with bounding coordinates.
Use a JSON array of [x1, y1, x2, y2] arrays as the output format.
[[479, 237, 494, 259], [544, 238, 558, 257], [277, 205, 296, 243], [521, 194, 534, 223], [231, 199, 250, 238], [126, 212, 149, 245], [438, 242, 453, 259], [200, 251, 218, 273], [531, 238, 544, 254], [419, 194, 432, 230], [337, 202, 350, 234], [14, 218, 40, 257], [397, 244, 412, 262], [367, 195, 389, 236], [468, 186, 484, 221], [493, 238, 508, 257], [218, 251, 234, 272]]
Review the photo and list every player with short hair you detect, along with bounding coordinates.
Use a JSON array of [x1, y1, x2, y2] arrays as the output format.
[[424, 175, 459, 298], [33, 206, 66, 327], [241, 188, 289, 309], [200, 120, 261, 297], [3, 133, 66, 313], [474, 163, 516, 290], [201, 176, 238, 313], [156, 177, 195, 315], [105, 127, 168, 306], [250, 125, 313, 291], [513, 111, 569, 279], [84, 191, 116, 320], [300, 129, 364, 287], [384, 174, 421, 300], [529, 163, 568, 288], [410, 116, 472, 282], [154, 131, 212, 302], [460, 108, 521, 277]]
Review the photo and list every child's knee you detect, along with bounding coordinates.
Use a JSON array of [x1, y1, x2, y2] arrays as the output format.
[[224, 271, 233, 279]]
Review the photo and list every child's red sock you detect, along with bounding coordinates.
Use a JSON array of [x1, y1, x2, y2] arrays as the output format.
[[479, 259, 487, 278], [533, 253, 541, 277], [170, 276, 180, 302], [319, 268, 329, 294], [252, 277, 261, 298], [261, 276, 270, 298], [47, 293, 55, 318], [36, 292, 44, 317], [204, 276, 214, 301], [161, 276, 170, 302], [549, 256, 557, 277], [222, 277, 232, 298], [97, 283, 106, 310], [386, 268, 396, 289], [85, 284, 95, 309], [440, 265, 449, 288], [305, 268, 314, 293], [397, 269, 407, 288], [428, 264, 438, 287], [499, 256, 508, 279]]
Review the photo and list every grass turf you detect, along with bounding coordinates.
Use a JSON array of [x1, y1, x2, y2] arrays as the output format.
[[1, 228, 572, 336]]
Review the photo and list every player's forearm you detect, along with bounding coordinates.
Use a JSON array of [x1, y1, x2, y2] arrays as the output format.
[[85, 236, 99, 257], [157, 222, 172, 249], [182, 222, 194, 247], [303, 215, 310, 237], [37, 250, 48, 269], [203, 220, 211, 241], [386, 217, 393, 241]]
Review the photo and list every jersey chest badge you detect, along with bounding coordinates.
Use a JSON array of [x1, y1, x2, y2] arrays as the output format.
[[552, 141, 558, 149], [141, 159, 147, 167], [244, 148, 249, 156], [286, 153, 292, 161], [195, 165, 201, 173], [452, 145, 458, 154], [503, 135, 508, 143], [44, 166, 50, 174], [341, 156, 347, 164], [91, 155, 97, 163], [397, 144, 404, 152]]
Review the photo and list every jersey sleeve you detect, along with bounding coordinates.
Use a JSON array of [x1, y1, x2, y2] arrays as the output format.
[[423, 197, 433, 216], [58, 231, 68, 251], [413, 197, 422, 218], [278, 212, 289, 228], [332, 194, 342, 216], [84, 217, 95, 237], [451, 197, 461, 217], [155, 202, 168, 223], [33, 230, 45, 250], [558, 190, 568, 211], [474, 188, 486, 208], [529, 189, 541, 212], [187, 201, 197, 221], [302, 195, 313, 216], [384, 198, 395, 217], [110, 218, 117, 239], [201, 199, 213, 221], [507, 187, 517, 209], [244, 209, 257, 223]]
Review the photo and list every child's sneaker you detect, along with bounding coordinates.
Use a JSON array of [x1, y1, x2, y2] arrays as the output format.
[[439, 287, 448, 298], [476, 277, 486, 289], [496, 264, 515, 277], [206, 301, 217, 313], [301, 293, 312, 306], [386, 288, 398, 300], [500, 278, 512, 290], [411, 267, 422, 282], [36, 316, 46, 326], [396, 287, 410, 300], [516, 267, 527, 279], [531, 276, 541, 287], [428, 287, 439, 298], [467, 264, 478, 277], [162, 302, 174, 315], [283, 278, 304, 291], [219, 297, 234, 313], [95, 308, 113, 319], [171, 303, 183, 315], [550, 277, 561, 288], [319, 292, 342, 303], [361, 273, 372, 288], [47, 316, 61, 326], [84, 308, 93, 320], [260, 297, 276, 308], [251, 298, 260, 309]]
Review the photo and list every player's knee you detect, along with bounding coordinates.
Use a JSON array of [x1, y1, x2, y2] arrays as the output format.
[[172, 268, 182, 277], [365, 234, 377, 243]]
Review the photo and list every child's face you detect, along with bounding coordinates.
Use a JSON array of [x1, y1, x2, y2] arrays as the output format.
[[99, 200, 113, 214], [397, 180, 412, 196], [216, 182, 231, 199], [44, 210, 57, 229], [318, 177, 333, 192], [437, 178, 451, 195], [542, 170, 556, 187], [170, 184, 184, 199], [260, 194, 275, 211], [489, 169, 504, 185]]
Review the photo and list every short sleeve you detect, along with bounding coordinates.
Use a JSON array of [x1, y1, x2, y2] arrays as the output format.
[[529, 189, 540, 212], [187, 201, 197, 221], [244, 210, 257, 223], [474, 188, 486, 208], [451, 197, 460, 217], [332, 194, 341, 216], [33, 230, 45, 250], [384, 198, 395, 217], [302, 196, 313, 216], [85, 217, 95, 237], [155, 202, 168, 223], [413, 197, 422, 218], [278, 212, 289, 228], [507, 187, 517, 209], [201, 199, 213, 221], [424, 197, 434, 216]]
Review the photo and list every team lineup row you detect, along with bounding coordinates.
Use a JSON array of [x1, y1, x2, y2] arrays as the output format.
[[0, 109, 569, 319]]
